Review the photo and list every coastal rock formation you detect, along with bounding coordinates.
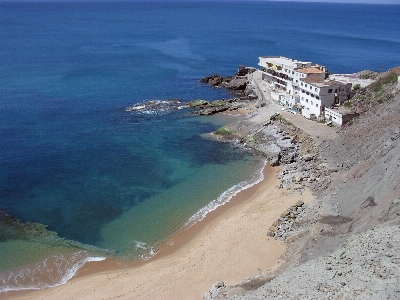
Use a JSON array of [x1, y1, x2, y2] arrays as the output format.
[[125, 66, 259, 116], [200, 74, 224, 86], [200, 66, 256, 95], [125, 99, 184, 113], [227, 78, 247, 90]]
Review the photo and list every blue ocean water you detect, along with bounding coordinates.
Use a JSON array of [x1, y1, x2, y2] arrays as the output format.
[[0, 0, 399, 292]]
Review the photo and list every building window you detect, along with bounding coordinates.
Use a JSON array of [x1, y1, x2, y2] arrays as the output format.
[[311, 101, 313, 105], [316, 103, 319, 107], [316, 96, 319, 100], [306, 99, 308, 103], [328, 89, 333, 93], [305, 84, 308, 88], [301, 82, 303, 86], [315, 87, 318, 92]]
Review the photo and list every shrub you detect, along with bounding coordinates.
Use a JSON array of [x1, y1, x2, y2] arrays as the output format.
[[353, 84, 361, 91], [215, 126, 233, 136]]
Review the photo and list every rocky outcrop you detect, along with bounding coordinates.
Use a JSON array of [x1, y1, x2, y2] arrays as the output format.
[[125, 99, 184, 112], [267, 200, 306, 240], [236, 65, 256, 77], [126, 66, 260, 116], [223, 224, 400, 300], [200, 66, 257, 97], [204, 282, 226, 300], [228, 77, 247, 90], [200, 74, 224, 86]]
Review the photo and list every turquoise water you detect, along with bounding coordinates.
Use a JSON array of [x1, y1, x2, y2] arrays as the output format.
[[0, 0, 399, 292]]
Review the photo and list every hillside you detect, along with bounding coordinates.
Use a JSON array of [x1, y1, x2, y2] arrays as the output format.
[[204, 69, 400, 299]]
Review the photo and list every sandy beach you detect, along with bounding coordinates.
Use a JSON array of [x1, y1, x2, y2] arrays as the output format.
[[7, 165, 313, 300]]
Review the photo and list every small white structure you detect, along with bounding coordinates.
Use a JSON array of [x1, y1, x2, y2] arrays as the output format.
[[299, 77, 352, 118], [325, 107, 359, 126]]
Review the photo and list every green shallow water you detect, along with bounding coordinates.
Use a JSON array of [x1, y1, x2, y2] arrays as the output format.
[[99, 155, 265, 257]]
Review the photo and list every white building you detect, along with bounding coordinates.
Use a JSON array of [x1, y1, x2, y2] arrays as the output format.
[[299, 77, 352, 119], [325, 107, 359, 126], [258, 56, 328, 106]]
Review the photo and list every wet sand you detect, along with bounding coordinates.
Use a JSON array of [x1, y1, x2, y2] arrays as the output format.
[[10, 165, 314, 300]]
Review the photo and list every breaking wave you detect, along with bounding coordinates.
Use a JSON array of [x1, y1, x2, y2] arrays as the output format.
[[0, 252, 106, 293], [183, 160, 266, 229]]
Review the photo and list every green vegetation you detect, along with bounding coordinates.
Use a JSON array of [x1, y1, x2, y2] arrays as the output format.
[[215, 126, 233, 136], [353, 83, 361, 91], [343, 100, 352, 107], [188, 99, 208, 107], [369, 72, 397, 93], [211, 100, 226, 107], [359, 70, 378, 80], [347, 71, 398, 117], [244, 135, 255, 145]]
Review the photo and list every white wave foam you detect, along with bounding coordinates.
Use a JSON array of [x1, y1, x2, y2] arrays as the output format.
[[183, 160, 266, 229], [0, 252, 106, 293], [133, 241, 158, 260]]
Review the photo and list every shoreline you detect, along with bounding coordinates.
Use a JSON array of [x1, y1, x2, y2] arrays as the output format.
[[7, 164, 314, 300]]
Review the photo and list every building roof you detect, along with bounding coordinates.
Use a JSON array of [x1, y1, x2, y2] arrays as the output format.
[[259, 56, 311, 69], [297, 67, 325, 74], [301, 77, 348, 87], [325, 106, 354, 116], [302, 77, 324, 84]]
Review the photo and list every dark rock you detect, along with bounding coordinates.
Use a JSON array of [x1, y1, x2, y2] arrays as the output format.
[[209, 76, 223, 86], [361, 196, 377, 208], [200, 74, 223, 86], [198, 106, 229, 115], [236, 65, 256, 76], [228, 78, 247, 90]]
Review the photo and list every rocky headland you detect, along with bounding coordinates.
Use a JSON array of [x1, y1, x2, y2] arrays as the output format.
[[202, 67, 400, 299], [125, 66, 258, 116]]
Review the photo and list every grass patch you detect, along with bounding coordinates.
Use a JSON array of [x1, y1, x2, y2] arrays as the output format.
[[215, 126, 233, 136], [211, 100, 226, 107], [343, 100, 352, 107], [188, 99, 208, 107], [244, 135, 255, 144]]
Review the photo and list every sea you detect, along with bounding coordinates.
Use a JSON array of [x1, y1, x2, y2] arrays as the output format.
[[0, 0, 399, 293]]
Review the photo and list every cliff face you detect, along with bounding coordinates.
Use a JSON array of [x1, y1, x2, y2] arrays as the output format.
[[205, 70, 400, 299]]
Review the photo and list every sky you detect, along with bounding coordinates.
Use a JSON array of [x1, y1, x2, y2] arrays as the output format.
[[1, 0, 399, 3]]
